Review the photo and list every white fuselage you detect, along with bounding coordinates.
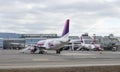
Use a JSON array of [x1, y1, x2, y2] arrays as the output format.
[[37, 34, 69, 50]]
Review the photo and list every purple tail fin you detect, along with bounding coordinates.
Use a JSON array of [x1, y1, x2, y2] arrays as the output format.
[[62, 19, 69, 37]]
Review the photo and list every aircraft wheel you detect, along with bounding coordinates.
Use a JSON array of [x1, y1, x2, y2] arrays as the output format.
[[56, 50, 61, 54], [39, 51, 44, 54]]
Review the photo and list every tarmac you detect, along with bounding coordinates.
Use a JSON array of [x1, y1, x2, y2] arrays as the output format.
[[0, 50, 120, 69]]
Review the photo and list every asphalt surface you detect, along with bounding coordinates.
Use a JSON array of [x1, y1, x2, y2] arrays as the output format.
[[0, 50, 120, 69]]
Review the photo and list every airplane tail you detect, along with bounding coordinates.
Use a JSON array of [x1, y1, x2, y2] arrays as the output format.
[[61, 19, 69, 38]]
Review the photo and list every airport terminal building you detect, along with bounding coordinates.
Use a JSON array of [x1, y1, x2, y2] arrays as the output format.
[[0, 33, 58, 49]]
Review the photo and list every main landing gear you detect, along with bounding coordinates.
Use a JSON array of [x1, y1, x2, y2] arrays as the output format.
[[38, 47, 46, 54], [56, 50, 61, 54], [39, 50, 45, 54], [56, 48, 63, 54]]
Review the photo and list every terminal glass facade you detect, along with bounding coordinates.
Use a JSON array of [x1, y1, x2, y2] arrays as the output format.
[[0, 33, 21, 38], [21, 34, 57, 38], [0, 38, 3, 49]]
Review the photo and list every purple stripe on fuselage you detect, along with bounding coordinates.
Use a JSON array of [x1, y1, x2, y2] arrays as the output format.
[[62, 19, 69, 36]]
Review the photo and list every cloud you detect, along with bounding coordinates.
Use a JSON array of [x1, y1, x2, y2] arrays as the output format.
[[0, 0, 120, 36]]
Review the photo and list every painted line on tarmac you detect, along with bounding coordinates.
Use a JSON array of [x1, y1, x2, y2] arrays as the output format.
[[0, 63, 120, 69], [61, 53, 96, 56], [32, 58, 49, 61]]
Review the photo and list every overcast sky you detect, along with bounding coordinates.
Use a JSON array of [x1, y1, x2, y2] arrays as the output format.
[[0, 0, 120, 36]]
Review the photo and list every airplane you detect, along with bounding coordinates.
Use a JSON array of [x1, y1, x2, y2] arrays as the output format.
[[20, 19, 70, 54], [78, 34, 103, 51]]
